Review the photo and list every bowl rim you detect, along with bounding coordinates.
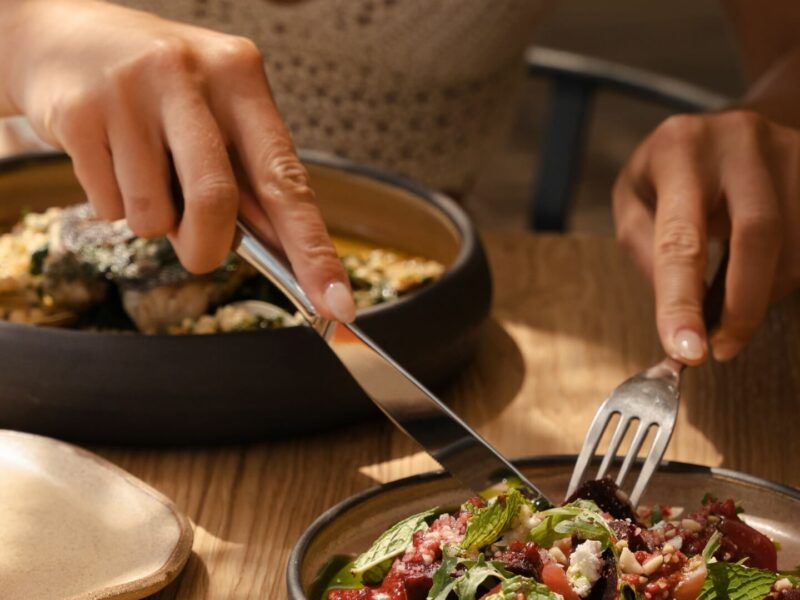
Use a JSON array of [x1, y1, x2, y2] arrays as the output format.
[[286, 454, 800, 600], [0, 149, 477, 340]]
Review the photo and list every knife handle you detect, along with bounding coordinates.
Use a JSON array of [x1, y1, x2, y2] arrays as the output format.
[[234, 220, 322, 327]]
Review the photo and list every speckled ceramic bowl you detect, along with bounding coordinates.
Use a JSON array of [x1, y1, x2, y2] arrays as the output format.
[[288, 456, 800, 600], [0, 151, 491, 444]]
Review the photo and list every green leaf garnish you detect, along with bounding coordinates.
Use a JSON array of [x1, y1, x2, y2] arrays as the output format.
[[30, 245, 48, 276], [351, 508, 435, 575], [528, 500, 614, 551], [701, 492, 718, 505], [311, 556, 363, 600], [428, 554, 512, 600], [697, 562, 778, 600], [651, 504, 663, 526], [620, 581, 646, 600], [702, 530, 722, 563], [428, 548, 461, 599], [461, 490, 522, 552], [480, 575, 562, 600]]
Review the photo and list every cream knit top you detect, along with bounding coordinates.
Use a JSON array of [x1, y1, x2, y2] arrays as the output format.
[[113, 0, 551, 193]]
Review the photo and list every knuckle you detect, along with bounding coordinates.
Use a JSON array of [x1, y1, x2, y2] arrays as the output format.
[[735, 210, 782, 244], [654, 114, 707, 148], [656, 218, 704, 263], [49, 92, 96, 141], [301, 237, 340, 264], [258, 150, 314, 206], [726, 110, 769, 153], [146, 36, 194, 70], [720, 109, 764, 132], [188, 175, 238, 221], [122, 36, 195, 80], [210, 36, 263, 74], [124, 195, 175, 238]]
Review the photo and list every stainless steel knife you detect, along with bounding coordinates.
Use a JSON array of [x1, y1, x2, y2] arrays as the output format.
[[235, 220, 552, 507]]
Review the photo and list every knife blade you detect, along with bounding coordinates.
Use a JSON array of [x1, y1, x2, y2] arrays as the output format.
[[235, 220, 552, 507]]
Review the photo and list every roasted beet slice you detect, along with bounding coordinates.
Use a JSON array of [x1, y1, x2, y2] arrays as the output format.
[[586, 550, 619, 600], [718, 517, 778, 571], [565, 478, 638, 522], [398, 562, 437, 600], [608, 519, 650, 552], [494, 541, 544, 579], [768, 590, 800, 600]]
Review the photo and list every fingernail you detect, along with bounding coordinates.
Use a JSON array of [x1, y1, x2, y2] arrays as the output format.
[[672, 329, 705, 362], [324, 281, 356, 323], [711, 334, 739, 362]]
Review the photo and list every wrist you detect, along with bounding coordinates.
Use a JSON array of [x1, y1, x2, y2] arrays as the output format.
[[739, 46, 800, 129]]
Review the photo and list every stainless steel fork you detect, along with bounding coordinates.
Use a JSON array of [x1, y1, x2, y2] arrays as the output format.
[[567, 251, 728, 507]]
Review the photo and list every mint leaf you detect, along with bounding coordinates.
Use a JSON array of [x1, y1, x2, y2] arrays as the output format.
[[352, 508, 435, 575], [697, 561, 778, 600], [313, 556, 363, 600], [620, 581, 645, 600], [702, 530, 722, 563], [528, 500, 614, 551], [428, 549, 460, 599], [429, 554, 512, 600], [651, 504, 663, 526], [461, 490, 522, 552], [481, 575, 562, 599], [360, 557, 394, 585]]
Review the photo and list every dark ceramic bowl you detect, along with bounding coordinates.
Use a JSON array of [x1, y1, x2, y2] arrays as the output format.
[[288, 456, 800, 600], [0, 151, 491, 444]]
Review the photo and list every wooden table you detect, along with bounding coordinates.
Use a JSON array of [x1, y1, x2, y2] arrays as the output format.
[[97, 232, 800, 599]]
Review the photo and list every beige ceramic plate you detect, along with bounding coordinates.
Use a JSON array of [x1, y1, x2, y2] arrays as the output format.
[[288, 456, 800, 599], [0, 430, 193, 600]]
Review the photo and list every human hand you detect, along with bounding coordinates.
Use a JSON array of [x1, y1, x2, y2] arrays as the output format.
[[4, 0, 355, 321], [613, 110, 800, 363]]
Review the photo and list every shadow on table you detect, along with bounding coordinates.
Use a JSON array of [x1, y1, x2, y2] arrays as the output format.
[[444, 317, 526, 421], [146, 552, 209, 599], [679, 293, 800, 488]]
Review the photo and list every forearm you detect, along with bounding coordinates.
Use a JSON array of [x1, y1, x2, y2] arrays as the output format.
[[0, 0, 32, 116], [739, 47, 800, 129], [723, 0, 800, 128]]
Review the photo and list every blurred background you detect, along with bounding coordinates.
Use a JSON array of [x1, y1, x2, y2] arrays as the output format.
[[467, 0, 744, 235]]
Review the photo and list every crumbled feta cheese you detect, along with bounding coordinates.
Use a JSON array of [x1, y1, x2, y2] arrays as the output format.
[[775, 578, 793, 592], [567, 540, 604, 598]]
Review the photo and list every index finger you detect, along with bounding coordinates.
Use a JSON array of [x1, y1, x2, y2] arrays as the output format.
[[206, 42, 355, 322], [651, 152, 714, 364]]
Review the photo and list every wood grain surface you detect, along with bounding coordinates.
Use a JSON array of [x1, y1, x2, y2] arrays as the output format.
[[95, 232, 800, 599]]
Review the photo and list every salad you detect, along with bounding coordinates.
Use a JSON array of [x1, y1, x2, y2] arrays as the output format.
[[317, 479, 799, 600]]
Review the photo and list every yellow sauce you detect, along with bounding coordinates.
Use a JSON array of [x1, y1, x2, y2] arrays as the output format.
[[331, 234, 412, 260]]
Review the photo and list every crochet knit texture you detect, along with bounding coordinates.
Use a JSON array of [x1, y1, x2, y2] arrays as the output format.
[[114, 0, 551, 193]]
